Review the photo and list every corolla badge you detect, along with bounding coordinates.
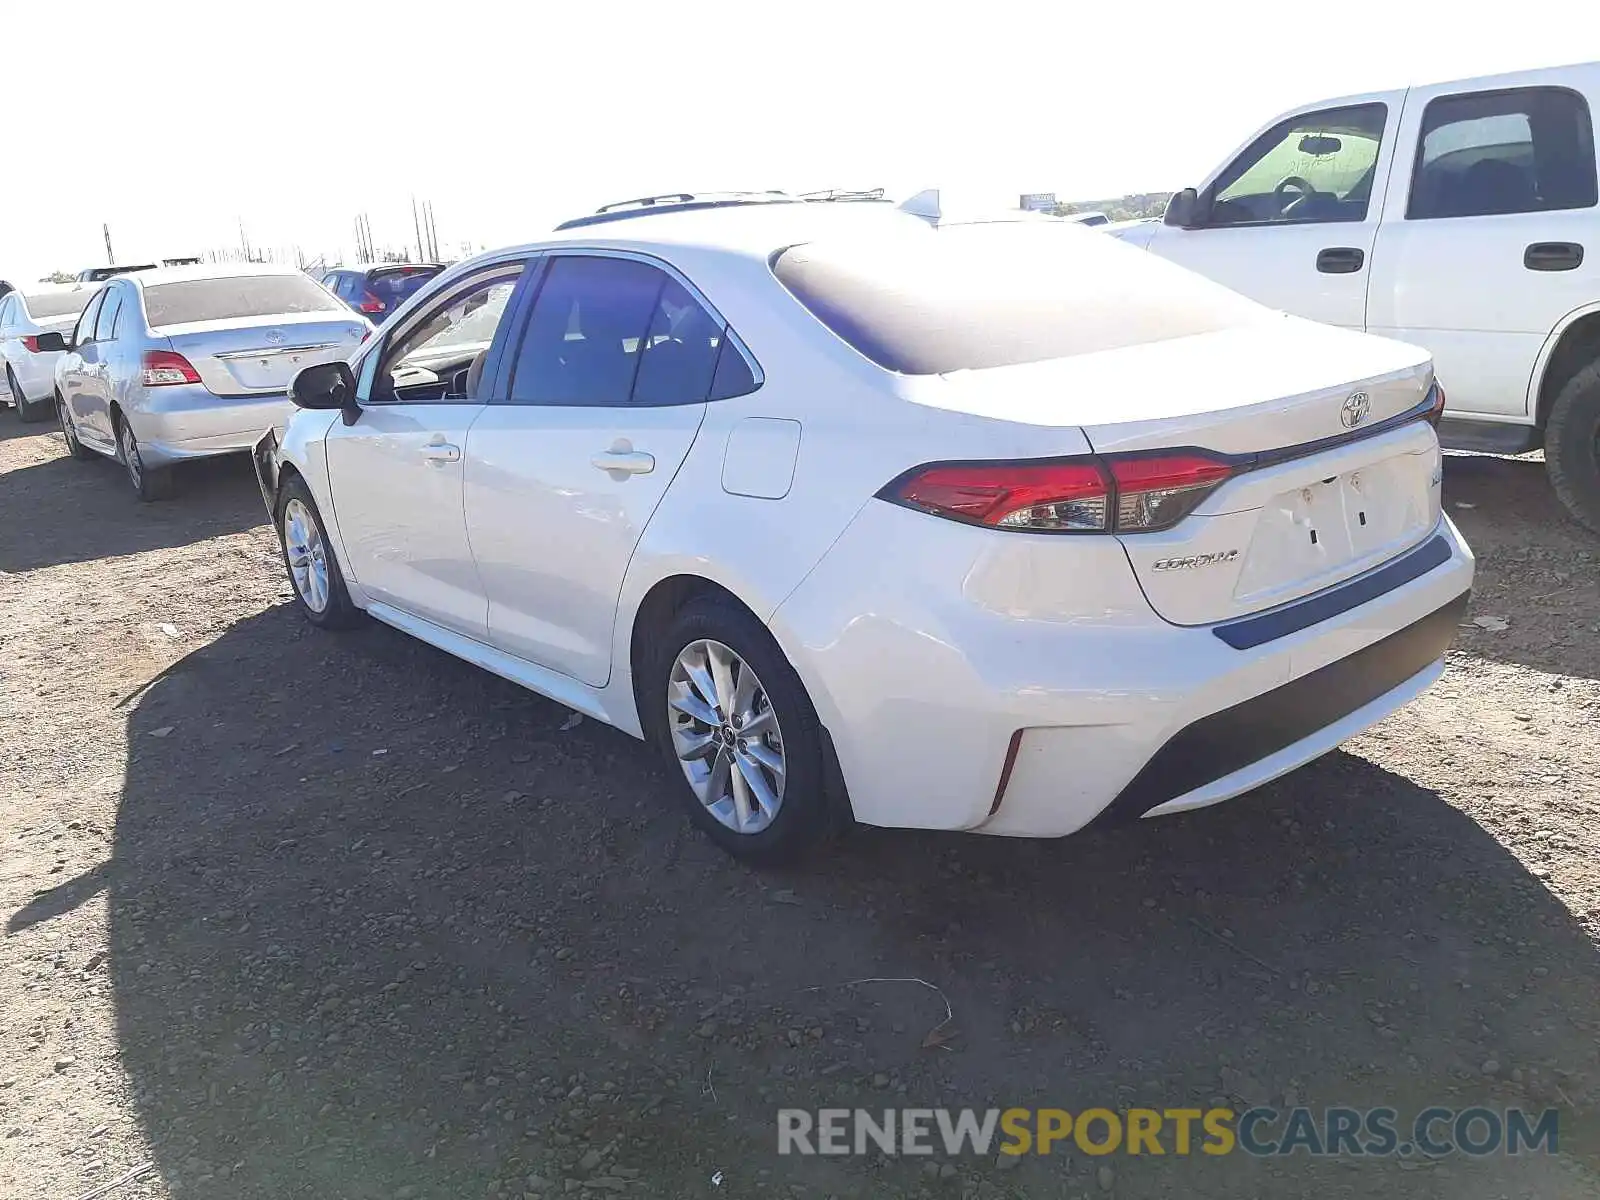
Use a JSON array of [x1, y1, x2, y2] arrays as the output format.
[[1152, 549, 1239, 572], [1340, 391, 1370, 429], [264, 329, 286, 346]]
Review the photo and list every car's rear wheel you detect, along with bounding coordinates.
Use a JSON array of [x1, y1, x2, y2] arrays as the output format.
[[275, 475, 361, 628], [115, 413, 175, 501], [647, 595, 839, 864], [8, 369, 47, 423], [1545, 359, 1600, 535], [56, 394, 95, 461]]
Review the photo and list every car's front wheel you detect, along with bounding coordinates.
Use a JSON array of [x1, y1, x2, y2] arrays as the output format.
[[276, 475, 361, 628], [115, 415, 175, 501], [647, 595, 840, 864]]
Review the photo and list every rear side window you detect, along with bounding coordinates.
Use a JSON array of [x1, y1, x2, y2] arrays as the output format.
[[142, 275, 343, 327], [369, 268, 441, 306], [24, 292, 93, 320], [773, 223, 1267, 375], [95, 288, 124, 341], [1408, 87, 1597, 219]]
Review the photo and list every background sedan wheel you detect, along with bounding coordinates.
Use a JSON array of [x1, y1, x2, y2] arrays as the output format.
[[116, 418, 174, 501], [57, 395, 95, 460], [9, 369, 47, 424], [650, 595, 840, 863]]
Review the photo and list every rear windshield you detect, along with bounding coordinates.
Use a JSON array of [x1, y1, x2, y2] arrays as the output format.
[[771, 223, 1264, 375], [143, 275, 344, 327], [25, 291, 94, 319], [370, 267, 441, 303]]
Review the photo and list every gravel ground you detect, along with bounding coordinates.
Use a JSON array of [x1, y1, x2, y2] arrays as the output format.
[[1, 415, 1597, 1200]]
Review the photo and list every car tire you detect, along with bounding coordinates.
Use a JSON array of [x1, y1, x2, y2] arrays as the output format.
[[56, 393, 96, 461], [1544, 359, 1600, 535], [275, 474, 362, 629], [114, 412, 175, 502], [645, 595, 841, 864], [9, 369, 47, 424]]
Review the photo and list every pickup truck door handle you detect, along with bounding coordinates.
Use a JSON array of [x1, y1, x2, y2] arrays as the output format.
[[591, 449, 656, 476], [1524, 242, 1584, 271], [1316, 247, 1365, 274], [421, 442, 461, 463]]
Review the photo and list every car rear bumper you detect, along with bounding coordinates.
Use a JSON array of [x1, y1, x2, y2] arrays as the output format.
[[128, 386, 295, 466], [770, 503, 1475, 837]]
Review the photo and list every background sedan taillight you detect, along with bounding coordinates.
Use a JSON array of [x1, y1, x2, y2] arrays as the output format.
[[20, 336, 43, 353], [883, 451, 1238, 534], [141, 350, 202, 387]]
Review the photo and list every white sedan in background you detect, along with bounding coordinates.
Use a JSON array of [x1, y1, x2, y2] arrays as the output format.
[[0, 284, 98, 422], [256, 192, 1474, 863], [41, 264, 369, 499]]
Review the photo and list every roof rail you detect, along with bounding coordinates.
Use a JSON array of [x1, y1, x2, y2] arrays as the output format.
[[555, 188, 888, 232]]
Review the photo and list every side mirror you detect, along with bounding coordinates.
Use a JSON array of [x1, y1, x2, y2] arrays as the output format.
[[1163, 188, 1202, 229], [289, 360, 357, 419], [33, 331, 68, 353]]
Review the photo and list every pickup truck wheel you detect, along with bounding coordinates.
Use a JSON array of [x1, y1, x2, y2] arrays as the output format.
[[1544, 360, 1600, 535]]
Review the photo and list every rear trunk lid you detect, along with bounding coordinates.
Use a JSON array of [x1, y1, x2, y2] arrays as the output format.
[[158, 312, 369, 397], [926, 319, 1442, 627]]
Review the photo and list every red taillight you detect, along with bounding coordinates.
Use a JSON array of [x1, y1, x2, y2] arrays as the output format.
[[20, 335, 43, 353], [887, 459, 1112, 531], [358, 292, 385, 315], [884, 451, 1237, 534], [1425, 381, 1446, 426], [141, 350, 201, 387], [1108, 453, 1235, 532]]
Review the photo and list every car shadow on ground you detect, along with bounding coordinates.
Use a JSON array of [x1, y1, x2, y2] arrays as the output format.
[[0, 441, 264, 573], [1440, 454, 1598, 682], [69, 605, 1596, 1198]]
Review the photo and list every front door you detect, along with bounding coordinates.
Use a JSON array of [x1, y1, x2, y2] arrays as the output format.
[[1366, 83, 1599, 419], [464, 253, 729, 687], [1144, 94, 1402, 330], [59, 289, 110, 448], [325, 262, 527, 639]]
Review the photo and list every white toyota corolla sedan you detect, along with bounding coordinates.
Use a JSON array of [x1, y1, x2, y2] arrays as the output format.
[[255, 191, 1474, 863]]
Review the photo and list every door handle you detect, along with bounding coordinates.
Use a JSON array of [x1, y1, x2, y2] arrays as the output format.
[[1524, 242, 1584, 271], [591, 449, 655, 476], [1316, 247, 1365, 274], [422, 442, 461, 463]]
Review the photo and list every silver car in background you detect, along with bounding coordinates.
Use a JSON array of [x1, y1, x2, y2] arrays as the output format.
[[0, 285, 98, 422], [44, 264, 370, 499]]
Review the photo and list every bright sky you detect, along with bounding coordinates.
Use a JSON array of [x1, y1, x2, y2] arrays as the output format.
[[3, 1, 1595, 282]]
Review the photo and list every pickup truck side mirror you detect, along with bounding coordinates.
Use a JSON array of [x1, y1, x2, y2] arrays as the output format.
[[33, 331, 68, 353], [1163, 188, 1203, 229]]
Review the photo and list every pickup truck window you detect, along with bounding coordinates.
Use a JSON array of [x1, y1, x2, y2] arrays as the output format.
[[1207, 103, 1387, 228], [1408, 86, 1597, 220]]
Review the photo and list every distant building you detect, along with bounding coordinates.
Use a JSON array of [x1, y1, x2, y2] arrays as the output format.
[[1018, 192, 1057, 212]]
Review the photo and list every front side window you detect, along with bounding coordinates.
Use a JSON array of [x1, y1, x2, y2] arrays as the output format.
[[95, 287, 124, 341], [375, 268, 522, 402], [1207, 103, 1387, 227], [1408, 87, 1597, 219], [72, 291, 104, 345], [509, 256, 728, 407]]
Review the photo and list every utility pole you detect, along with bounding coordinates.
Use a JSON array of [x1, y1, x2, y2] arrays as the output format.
[[425, 201, 438, 261], [412, 196, 424, 263], [102, 223, 115, 266]]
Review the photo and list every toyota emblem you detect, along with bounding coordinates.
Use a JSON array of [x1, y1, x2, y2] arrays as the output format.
[[1340, 391, 1370, 429], [264, 329, 286, 346]]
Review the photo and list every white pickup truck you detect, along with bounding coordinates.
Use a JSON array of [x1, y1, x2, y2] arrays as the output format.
[[1111, 60, 1600, 531]]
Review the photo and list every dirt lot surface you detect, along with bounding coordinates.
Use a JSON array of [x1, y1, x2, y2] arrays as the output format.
[[1, 415, 1597, 1200]]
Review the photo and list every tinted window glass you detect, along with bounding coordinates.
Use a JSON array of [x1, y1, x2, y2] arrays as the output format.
[[369, 267, 442, 307], [510, 257, 664, 406], [631, 279, 723, 406], [24, 291, 93, 320], [773, 223, 1268, 375], [72, 291, 104, 344], [1209, 104, 1387, 227], [1409, 87, 1597, 219], [143, 275, 343, 327], [709, 337, 759, 400], [95, 289, 124, 341], [379, 271, 520, 402]]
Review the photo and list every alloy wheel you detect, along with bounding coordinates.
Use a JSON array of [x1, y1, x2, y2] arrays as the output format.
[[283, 499, 330, 613], [58, 399, 81, 452], [119, 422, 143, 487], [667, 639, 786, 834]]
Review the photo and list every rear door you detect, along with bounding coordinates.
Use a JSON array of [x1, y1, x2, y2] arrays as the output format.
[[324, 260, 530, 639], [464, 252, 728, 686], [1366, 81, 1599, 419], [1143, 94, 1404, 329]]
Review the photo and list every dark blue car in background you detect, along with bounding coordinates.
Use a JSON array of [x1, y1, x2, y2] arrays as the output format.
[[320, 264, 443, 322]]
